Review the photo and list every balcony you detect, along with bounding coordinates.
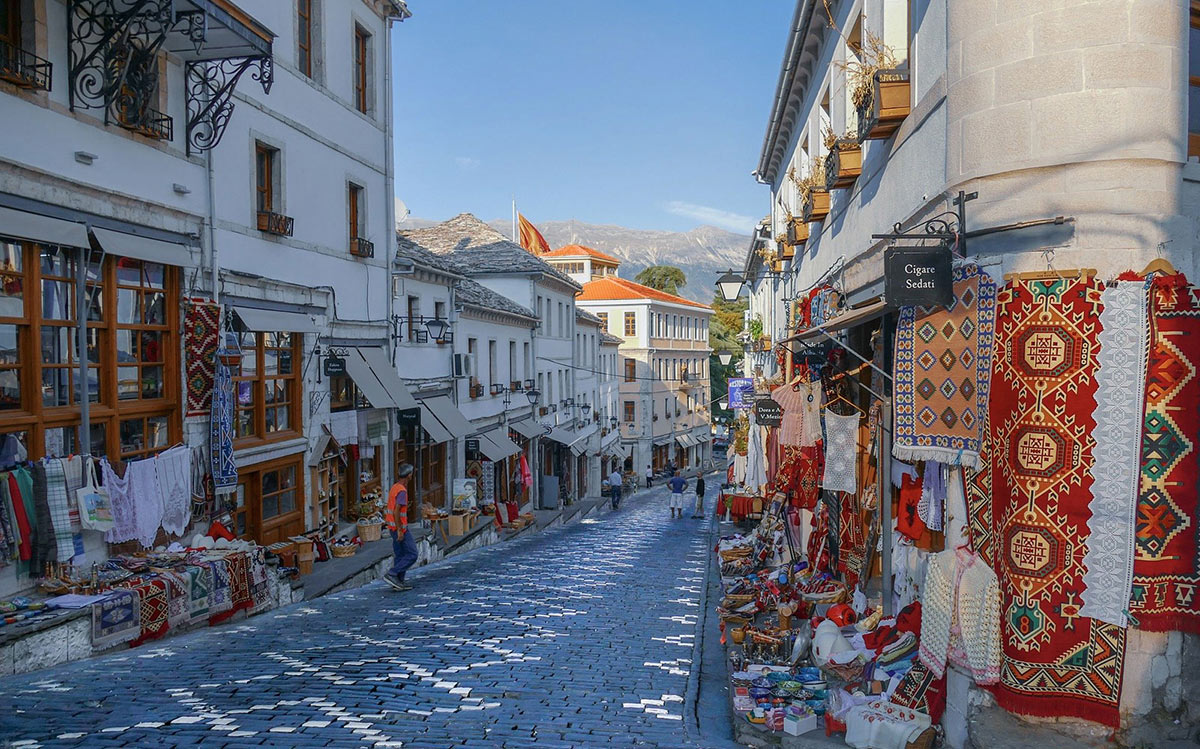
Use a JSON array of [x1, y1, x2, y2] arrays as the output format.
[[116, 106, 173, 141], [0, 39, 52, 91], [350, 236, 374, 258], [257, 211, 294, 237], [469, 383, 484, 399]]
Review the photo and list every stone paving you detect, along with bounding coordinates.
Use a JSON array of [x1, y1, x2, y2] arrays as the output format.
[[0, 482, 717, 748]]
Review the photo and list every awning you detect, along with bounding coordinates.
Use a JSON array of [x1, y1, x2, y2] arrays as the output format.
[[509, 419, 544, 440], [89, 227, 192, 267], [343, 347, 418, 410], [232, 306, 319, 334], [306, 432, 345, 467], [545, 426, 577, 445], [165, 0, 274, 61], [419, 395, 473, 443], [653, 435, 673, 447], [0, 206, 89, 248], [783, 299, 888, 343], [477, 427, 521, 461], [675, 434, 691, 448]]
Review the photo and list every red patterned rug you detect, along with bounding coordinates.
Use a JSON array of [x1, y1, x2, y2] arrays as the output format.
[[185, 300, 220, 417], [129, 578, 170, 647], [1129, 274, 1200, 633], [776, 444, 822, 509], [988, 276, 1125, 728], [209, 552, 253, 625], [965, 408, 996, 568]]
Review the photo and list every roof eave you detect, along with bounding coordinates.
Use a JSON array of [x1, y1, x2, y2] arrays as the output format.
[[757, 0, 819, 184]]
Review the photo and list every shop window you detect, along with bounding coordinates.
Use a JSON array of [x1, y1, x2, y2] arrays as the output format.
[[624, 311, 636, 336], [115, 258, 167, 402], [353, 25, 370, 113], [232, 331, 301, 444], [232, 457, 304, 544], [1191, 6, 1200, 158], [329, 374, 367, 412], [119, 414, 168, 461]]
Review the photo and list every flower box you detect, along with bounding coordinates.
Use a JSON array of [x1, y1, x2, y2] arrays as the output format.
[[802, 189, 831, 223], [786, 218, 809, 249], [857, 68, 911, 141], [824, 141, 862, 190]]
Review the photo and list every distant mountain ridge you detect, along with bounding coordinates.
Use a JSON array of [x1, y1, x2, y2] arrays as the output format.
[[403, 216, 750, 304]]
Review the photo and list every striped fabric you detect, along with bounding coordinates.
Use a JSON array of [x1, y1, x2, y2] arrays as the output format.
[[43, 459, 77, 562]]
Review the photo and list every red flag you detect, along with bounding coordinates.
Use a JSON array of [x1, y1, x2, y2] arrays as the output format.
[[517, 213, 550, 255]]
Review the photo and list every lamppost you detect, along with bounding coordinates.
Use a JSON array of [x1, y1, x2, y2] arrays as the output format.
[[716, 269, 747, 302], [387, 314, 453, 364]]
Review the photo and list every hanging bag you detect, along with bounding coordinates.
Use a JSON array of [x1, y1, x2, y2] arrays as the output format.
[[76, 457, 114, 532]]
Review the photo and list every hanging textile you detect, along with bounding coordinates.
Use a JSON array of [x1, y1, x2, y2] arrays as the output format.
[[964, 413, 996, 567], [479, 460, 496, 505], [102, 459, 138, 545], [156, 446, 193, 537], [917, 461, 946, 532], [776, 444, 823, 509], [1128, 273, 1200, 634], [1079, 280, 1149, 628], [893, 265, 997, 468], [127, 458, 164, 548], [210, 361, 238, 494], [745, 423, 768, 493], [943, 468, 969, 551], [917, 546, 1001, 684], [988, 276, 1124, 728], [43, 459, 77, 562], [821, 411, 859, 493], [184, 300, 221, 416], [519, 453, 533, 490], [771, 380, 823, 446], [6, 472, 32, 571]]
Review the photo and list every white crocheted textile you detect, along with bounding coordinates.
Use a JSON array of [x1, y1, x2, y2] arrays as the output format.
[[127, 458, 164, 548], [822, 412, 859, 493], [918, 546, 1001, 684], [156, 446, 193, 536]]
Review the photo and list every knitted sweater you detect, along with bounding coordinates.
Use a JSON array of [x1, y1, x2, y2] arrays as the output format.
[[917, 546, 1001, 685]]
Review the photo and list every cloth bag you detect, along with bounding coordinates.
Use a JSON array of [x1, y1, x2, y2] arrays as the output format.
[[76, 457, 114, 532]]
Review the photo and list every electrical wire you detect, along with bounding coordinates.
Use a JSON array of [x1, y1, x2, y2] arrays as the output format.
[[534, 355, 735, 409]]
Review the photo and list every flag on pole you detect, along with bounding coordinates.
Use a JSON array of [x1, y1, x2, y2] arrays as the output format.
[[517, 213, 551, 255]]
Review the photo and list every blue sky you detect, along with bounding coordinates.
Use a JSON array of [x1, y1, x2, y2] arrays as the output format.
[[391, 1, 793, 234]]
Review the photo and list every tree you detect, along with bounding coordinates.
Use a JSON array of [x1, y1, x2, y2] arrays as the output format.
[[635, 265, 687, 296], [709, 291, 747, 422]]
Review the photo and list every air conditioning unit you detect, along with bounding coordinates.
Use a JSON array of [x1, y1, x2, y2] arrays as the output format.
[[452, 353, 473, 378]]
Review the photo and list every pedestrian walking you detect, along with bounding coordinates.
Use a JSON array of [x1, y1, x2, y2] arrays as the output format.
[[645, 464, 654, 488], [608, 467, 624, 510], [383, 463, 418, 591], [668, 470, 686, 519], [691, 475, 706, 518]]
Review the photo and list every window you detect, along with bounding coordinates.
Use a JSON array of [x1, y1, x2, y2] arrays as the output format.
[[597, 311, 608, 330], [0, 0, 19, 49], [624, 401, 636, 422], [523, 342, 530, 380], [329, 374, 368, 412], [231, 457, 304, 544], [467, 338, 478, 391], [407, 295, 419, 338], [255, 142, 277, 213], [623, 311, 636, 336], [624, 358, 636, 383], [353, 25, 370, 113], [348, 183, 364, 241], [232, 331, 301, 444], [508, 341, 516, 384], [434, 300, 446, 322], [488, 340, 497, 389], [1191, 6, 1200, 158], [297, 0, 313, 78]]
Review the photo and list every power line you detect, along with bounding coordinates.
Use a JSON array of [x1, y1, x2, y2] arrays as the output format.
[[533, 355, 735, 409]]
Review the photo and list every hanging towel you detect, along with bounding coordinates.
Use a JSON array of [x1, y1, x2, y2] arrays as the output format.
[[822, 412, 859, 494], [102, 459, 138, 545], [43, 459, 77, 562], [13, 469, 35, 576], [156, 446, 193, 536], [126, 458, 164, 548]]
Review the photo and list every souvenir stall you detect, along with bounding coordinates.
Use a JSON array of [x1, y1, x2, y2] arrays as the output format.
[[715, 258, 1200, 745]]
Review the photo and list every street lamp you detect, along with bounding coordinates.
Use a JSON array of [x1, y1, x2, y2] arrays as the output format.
[[525, 388, 541, 406], [716, 269, 746, 302], [609, 416, 618, 430], [581, 403, 591, 416], [717, 350, 734, 366], [424, 317, 449, 340], [719, 399, 728, 411]]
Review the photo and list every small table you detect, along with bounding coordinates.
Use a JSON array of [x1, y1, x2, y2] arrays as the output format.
[[425, 512, 451, 545]]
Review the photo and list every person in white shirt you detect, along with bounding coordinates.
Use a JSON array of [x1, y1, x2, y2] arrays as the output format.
[[608, 468, 624, 510], [645, 464, 654, 488]]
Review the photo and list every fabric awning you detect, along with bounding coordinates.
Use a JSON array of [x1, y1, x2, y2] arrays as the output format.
[[342, 347, 418, 410], [232, 305, 319, 334], [419, 395, 473, 443], [509, 419, 544, 440], [653, 434, 673, 447], [676, 434, 693, 448], [545, 426, 577, 445], [783, 299, 888, 343], [477, 427, 521, 461], [90, 227, 192, 267], [0, 206, 89, 248]]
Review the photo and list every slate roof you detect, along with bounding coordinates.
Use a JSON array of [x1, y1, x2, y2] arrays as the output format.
[[455, 278, 536, 321], [395, 234, 467, 278], [578, 276, 712, 310], [398, 214, 580, 290], [575, 307, 604, 326], [599, 331, 624, 346]]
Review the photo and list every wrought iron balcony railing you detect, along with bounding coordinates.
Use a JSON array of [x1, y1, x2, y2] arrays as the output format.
[[0, 39, 52, 91], [257, 211, 294, 237], [116, 106, 173, 141], [349, 236, 374, 258]]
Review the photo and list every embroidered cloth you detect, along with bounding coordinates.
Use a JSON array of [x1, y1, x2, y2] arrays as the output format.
[[776, 443, 823, 509], [1080, 280, 1148, 627], [101, 459, 138, 545], [894, 265, 996, 468], [988, 276, 1124, 728], [210, 362, 238, 493], [127, 458, 164, 548], [184, 300, 220, 416], [91, 589, 141, 650], [890, 660, 946, 722], [771, 381, 823, 446], [155, 445, 192, 536], [1129, 274, 1200, 633], [821, 412, 859, 493]]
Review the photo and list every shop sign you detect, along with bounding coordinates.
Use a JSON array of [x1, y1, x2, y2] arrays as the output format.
[[466, 439, 480, 454], [728, 377, 754, 409], [323, 354, 347, 377], [754, 397, 783, 427], [885, 245, 953, 308], [396, 407, 421, 428]]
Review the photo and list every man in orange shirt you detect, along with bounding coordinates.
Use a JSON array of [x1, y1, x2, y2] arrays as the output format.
[[383, 463, 418, 591]]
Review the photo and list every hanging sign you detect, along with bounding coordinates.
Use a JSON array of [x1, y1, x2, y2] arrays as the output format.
[[396, 407, 421, 428], [885, 245, 953, 308], [753, 397, 783, 427], [323, 354, 347, 377], [728, 377, 755, 409]]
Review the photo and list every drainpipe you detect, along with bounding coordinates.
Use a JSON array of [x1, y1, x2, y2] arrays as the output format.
[[77, 245, 90, 456], [384, 13, 397, 487]]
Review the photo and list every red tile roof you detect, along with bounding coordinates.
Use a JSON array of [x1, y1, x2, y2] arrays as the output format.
[[578, 276, 711, 310], [541, 244, 621, 264]]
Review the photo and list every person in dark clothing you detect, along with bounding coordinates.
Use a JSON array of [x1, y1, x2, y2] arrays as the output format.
[[691, 476, 706, 518]]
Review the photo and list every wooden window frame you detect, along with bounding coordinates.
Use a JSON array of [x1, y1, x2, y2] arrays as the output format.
[[255, 142, 276, 214], [623, 311, 636, 336], [624, 358, 636, 383], [348, 182, 363, 242], [0, 0, 20, 47], [623, 400, 635, 422], [297, 0, 313, 78], [232, 455, 305, 544], [353, 25, 369, 114], [232, 331, 302, 448]]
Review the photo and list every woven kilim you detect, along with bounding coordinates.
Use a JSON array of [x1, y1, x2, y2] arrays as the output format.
[[890, 659, 946, 722], [988, 276, 1124, 728], [210, 362, 238, 492], [184, 300, 220, 416], [91, 589, 141, 650], [777, 444, 822, 509], [210, 552, 253, 624], [129, 578, 170, 647], [965, 409, 996, 568], [186, 564, 211, 622], [894, 265, 996, 468], [1129, 274, 1200, 634]]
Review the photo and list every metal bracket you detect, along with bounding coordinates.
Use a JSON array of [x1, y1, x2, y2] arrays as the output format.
[[185, 55, 272, 155], [872, 191, 978, 257]]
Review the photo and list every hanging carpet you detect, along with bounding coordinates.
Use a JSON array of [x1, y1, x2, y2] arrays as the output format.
[[210, 362, 238, 493], [185, 300, 221, 416], [987, 276, 1125, 728]]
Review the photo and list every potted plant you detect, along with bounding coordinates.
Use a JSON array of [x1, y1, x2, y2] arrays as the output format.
[[823, 126, 863, 190], [796, 160, 830, 223], [839, 32, 908, 141], [785, 214, 809, 250]]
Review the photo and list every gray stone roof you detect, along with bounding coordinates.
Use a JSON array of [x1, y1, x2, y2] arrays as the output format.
[[397, 214, 580, 290], [455, 277, 536, 321], [576, 307, 604, 326], [395, 234, 466, 278], [599, 331, 623, 346]]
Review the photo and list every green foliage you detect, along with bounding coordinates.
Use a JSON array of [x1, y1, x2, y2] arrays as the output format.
[[709, 290, 748, 422], [635, 265, 687, 296], [748, 316, 764, 340]]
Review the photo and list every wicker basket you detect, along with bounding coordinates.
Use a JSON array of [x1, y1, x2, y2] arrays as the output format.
[[331, 544, 357, 558], [731, 627, 746, 645], [722, 593, 755, 607], [357, 519, 383, 542]]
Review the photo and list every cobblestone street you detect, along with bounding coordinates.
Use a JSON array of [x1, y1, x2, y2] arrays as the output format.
[[0, 482, 720, 748]]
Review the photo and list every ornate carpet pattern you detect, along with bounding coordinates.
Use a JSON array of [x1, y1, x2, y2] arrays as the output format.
[[988, 276, 1124, 728], [130, 578, 171, 647], [210, 362, 238, 492], [1129, 274, 1200, 634], [1080, 281, 1149, 627], [965, 409, 996, 568], [91, 589, 141, 650], [776, 443, 823, 509], [894, 265, 996, 468], [184, 300, 220, 417]]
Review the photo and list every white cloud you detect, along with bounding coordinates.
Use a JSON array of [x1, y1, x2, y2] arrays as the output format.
[[454, 156, 481, 170], [664, 201, 755, 233]]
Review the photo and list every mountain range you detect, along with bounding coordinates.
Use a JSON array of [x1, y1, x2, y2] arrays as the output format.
[[403, 215, 750, 304]]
